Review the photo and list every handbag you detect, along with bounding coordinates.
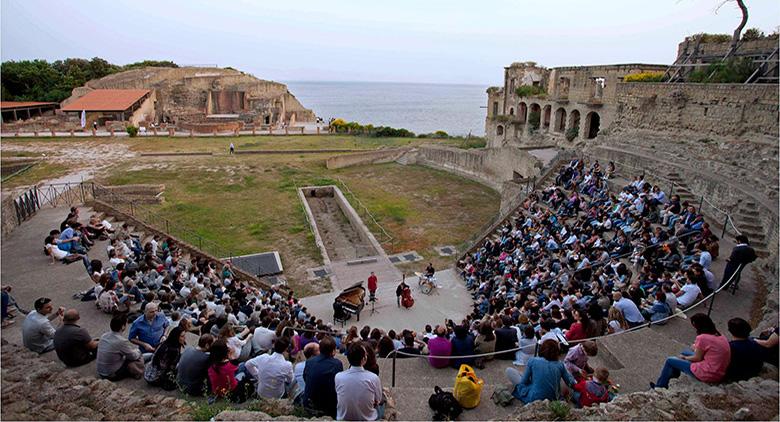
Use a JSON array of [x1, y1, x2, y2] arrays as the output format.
[[453, 364, 484, 409], [428, 386, 462, 420]]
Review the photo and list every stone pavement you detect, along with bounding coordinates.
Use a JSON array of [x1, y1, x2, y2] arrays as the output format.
[[301, 268, 472, 332]]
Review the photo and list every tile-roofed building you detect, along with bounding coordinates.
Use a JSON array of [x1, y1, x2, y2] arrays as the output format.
[[1, 101, 58, 122], [60, 89, 150, 112]]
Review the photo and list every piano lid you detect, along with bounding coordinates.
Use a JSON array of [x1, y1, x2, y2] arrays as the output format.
[[340, 281, 365, 293]]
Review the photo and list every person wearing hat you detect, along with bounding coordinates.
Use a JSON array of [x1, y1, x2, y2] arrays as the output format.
[[22, 297, 64, 353], [54, 309, 98, 367]]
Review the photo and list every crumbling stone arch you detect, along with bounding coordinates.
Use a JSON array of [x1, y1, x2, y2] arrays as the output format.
[[509, 107, 514, 116], [497, 125, 504, 136], [528, 103, 541, 131], [554, 107, 567, 133], [568, 109, 581, 139], [518, 102, 528, 124], [584, 111, 600, 139], [542, 105, 552, 130]]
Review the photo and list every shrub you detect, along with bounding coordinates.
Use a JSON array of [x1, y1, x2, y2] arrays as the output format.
[[126, 125, 139, 137], [624, 71, 665, 83], [741, 28, 764, 41], [565, 125, 579, 141], [690, 33, 732, 43], [433, 130, 449, 138], [528, 110, 541, 131], [549, 401, 571, 420], [688, 58, 757, 83], [515, 85, 546, 98]]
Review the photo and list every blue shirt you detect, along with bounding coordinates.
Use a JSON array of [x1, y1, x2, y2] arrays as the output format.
[[128, 313, 168, 348], [513, 357, 576, 403]]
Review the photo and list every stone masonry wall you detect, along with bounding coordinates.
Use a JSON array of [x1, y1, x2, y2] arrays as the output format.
[[613, 82, 779, 141]]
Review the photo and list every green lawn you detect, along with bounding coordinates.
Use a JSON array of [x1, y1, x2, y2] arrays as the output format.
[[98, 153, 499, 296]]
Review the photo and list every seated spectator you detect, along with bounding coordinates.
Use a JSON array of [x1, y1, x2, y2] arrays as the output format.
[[398, 333, 424, 357], [573, 367, 611, 408], [450, 325, 475, 367], [377, 336, 396, 358], [44, 236, 90, 271], [607, 306, 628, 334], [303, 336, 343, 418], [53, 309, 98, 367], [145, 326, 185, 390], [652, 313, 730, 388], [612, 291, 645, 327], [725, 318, 765, 381], [514, 325, 536, 367], [129, 303, 169, 354], [97, 315, 144, 380], [362, 340, 380, 376], [251, 316, 276, 355], [246, 337, 293, 399], [505, 339, 576, 403], [22, 297, 63, 353], [494, 316, 518, 360], [177, 334, 214, 396], [293, 342, 320, 404], [642, 290, 673, 324], [675, 270, 703, 309], [427, 326, 453, 368], [564, 340, 598, 380], [755, 326, 779, 367], [474, 323, 496, 368], [335, 342, 384, 421], [207, 341, 245, 402]]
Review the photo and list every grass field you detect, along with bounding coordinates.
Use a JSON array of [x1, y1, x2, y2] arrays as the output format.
[[3, 134, 497, 296]]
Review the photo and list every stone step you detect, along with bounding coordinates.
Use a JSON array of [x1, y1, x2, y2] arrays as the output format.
[[738, 209, 760, 217], [737, 223, 764, 233], [389, 385, 518, 421], [739, 230, 766, 240], [738, 216, 761, 225], [378, 354, 511, 389]]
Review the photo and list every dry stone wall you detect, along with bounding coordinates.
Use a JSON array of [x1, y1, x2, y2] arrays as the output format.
[[613, 82, 779, 141]]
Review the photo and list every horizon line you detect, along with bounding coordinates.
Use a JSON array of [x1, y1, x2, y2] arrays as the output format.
[[283, 79, 491, 87]]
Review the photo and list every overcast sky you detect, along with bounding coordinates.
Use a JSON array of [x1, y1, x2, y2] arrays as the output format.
[[2, 0, 777, 85]]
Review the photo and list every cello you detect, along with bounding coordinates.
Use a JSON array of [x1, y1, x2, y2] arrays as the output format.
[[401, 284, 414, 309]]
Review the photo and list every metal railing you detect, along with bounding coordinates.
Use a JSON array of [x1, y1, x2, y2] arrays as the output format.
[[385, 263, 746, 387], [10, 181, 237, 261]]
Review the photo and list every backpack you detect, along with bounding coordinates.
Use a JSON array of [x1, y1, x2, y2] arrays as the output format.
[[491, 385, 515, 407], [428, 386, 462, 420]]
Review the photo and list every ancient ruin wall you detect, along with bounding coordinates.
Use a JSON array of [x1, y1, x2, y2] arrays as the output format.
[[64, 67, 314, 124], [325, 148, 411, 169], [612, 82, 779, 141]]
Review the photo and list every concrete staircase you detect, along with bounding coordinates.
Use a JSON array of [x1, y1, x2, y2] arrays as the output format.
[[734, 200, 770, 257], [665, 171, 696, 205]]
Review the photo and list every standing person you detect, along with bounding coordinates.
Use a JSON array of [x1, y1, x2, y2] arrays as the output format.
[[652, 313, 731, 388], [335, 342, 384, 421], [22, 297, 64, 354], [229, 142, 235, 155], [53, 309, 98, 367], [367, 272, 378, 301], [97, 314, 145, 380], [303, 336, 343, 418], [721, 235, 757, 289]]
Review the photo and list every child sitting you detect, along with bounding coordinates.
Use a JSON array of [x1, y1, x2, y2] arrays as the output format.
[[573, 367, 612, 407]]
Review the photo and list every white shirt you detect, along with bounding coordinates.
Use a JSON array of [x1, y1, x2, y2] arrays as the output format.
[[335, 366, 383, 421], [677, 284, 701, 308], [252, 326, 276, 352], [245, 352, 293, 399]]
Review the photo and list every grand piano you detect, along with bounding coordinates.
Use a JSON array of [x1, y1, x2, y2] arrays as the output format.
[[333, 281, 365, 325]]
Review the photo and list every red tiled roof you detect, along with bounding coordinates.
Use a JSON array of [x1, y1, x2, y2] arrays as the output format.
[[0, 101, 58, 110], [61, 89, 150, 112]]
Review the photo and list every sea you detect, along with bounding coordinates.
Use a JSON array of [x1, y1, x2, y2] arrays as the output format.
[[285, 81, 488, 137]]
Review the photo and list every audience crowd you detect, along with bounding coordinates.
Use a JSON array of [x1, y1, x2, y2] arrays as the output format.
[[11, 158, 775, 418]]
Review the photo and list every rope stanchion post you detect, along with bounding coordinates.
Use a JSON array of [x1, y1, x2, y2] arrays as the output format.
[[392, 350, 397, 387]]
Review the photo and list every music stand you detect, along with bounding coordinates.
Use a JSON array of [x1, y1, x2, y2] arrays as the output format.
[[369, 292, 379, 315]]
